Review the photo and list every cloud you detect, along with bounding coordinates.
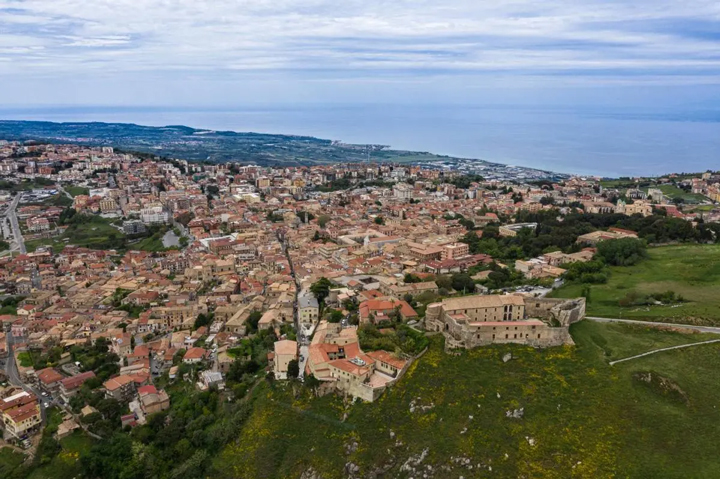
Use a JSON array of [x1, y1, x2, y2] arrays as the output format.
[[0, 1, 718, 89]]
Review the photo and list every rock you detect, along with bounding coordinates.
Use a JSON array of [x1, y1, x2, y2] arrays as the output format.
[[300, 467, 322, 479], [390, 430, 395, 438], [526, 436, 536, 447], [505, 407, 524, 419], [345, 462, 360, 475], [468, 415, 473, 420], [502, 352, 512, 363], [496, 392, 501, 399]]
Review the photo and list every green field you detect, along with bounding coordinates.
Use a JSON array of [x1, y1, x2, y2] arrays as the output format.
[[212, 321, 720, 478], [27, 432, 95, 479], [647, 184, 709, 204], [64, 186, 89, 197], [551, 244, 720, 325], [25, 216, 125, 253], [0, 447, 27, 477]]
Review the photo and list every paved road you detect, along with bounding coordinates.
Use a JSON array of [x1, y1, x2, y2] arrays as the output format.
[[586, 316, 720, 335], [6, 194, 26, 254], [4, 335, 48, 422], [57, 185, 74, 201], [609, 339, 720, 366]]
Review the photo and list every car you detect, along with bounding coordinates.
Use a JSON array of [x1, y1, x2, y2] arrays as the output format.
[[43, 402, 49, 408], [41, 392, 47, 396]]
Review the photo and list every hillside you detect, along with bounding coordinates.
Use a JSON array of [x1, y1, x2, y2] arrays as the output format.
[[551, 244, 720, 325], [211, 321, 720, 478]]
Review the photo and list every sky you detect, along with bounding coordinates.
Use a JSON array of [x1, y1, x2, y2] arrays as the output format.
[[1, 0, 719, 108]]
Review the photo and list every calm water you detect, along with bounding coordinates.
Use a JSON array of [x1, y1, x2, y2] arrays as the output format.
[[1, 105, 719, 177]]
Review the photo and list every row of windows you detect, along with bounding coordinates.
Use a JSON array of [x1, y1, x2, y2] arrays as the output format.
[[491, 334, 542, 340]]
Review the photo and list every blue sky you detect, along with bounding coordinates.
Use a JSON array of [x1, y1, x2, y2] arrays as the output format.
[[1, 0, 720, 108]]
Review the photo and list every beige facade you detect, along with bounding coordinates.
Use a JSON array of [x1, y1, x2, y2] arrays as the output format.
[[273, 340, 297, 379], [425, 295, 585, 349]]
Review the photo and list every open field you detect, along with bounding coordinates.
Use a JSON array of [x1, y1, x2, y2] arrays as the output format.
[[25, 216, 125, 253], [550, 244, 720, 325], [212, 321, 720, 478], [64, 186, 89, 197], [0, 447, 27, 477], [27, 432, 95, 479], [647, 184, 709, 203]]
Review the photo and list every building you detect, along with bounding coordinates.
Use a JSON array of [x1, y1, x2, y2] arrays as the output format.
[[59, 371, 96, 403], [0, 391, 42, 440], [393, 183, 413, 199], [305, 322, 409, 402], [273, 339, 298, 380], [425, 295, 586, 349], [36, 367, 64, 395], [199, 370, 225, 391], [441, 242, 469, 261], [298, 294, 319, 323], [359, 298, 418, 324], [499, 223, 538, 237], [140, 205, 169, 225], [122, 220, 147, 235], [182, 347, 207, 364], [137, 385, 170, 415], [576, 229, 638, 245], [103, 375, 136, 402]]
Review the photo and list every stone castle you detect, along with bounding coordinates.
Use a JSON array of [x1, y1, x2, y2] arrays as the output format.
[[425, 294, 586, 349]]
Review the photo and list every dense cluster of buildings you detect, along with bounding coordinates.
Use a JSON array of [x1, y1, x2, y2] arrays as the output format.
[[0, 140, 717, 444]]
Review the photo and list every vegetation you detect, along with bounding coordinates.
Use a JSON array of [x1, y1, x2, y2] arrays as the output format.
[[358, 323, 429, 355], [130, 225, 175, 252], [459, 210, 720, 264], [26, 212, 126, 252], [65, 186, 90, 197], [212, 321, 720, 478], [0, 178, 54, 191], [0, 447, 26, 477], [551, 244, 720, 325]]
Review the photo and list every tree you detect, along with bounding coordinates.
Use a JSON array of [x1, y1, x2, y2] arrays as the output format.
[[246, 311, 263, 333], [304, 373, 320, 390], [374, 216, 385, 225], [287, 359, 299, 378], [451, 273, 476, 294], [317, 215, 330, 228], [312, 230, 321, 241], [403, 273, 422, 283], [435, 275, 452, 291], [596, 238, 647, 266], [328, 309, 343, 323], [310, 277, 332, 305], [194, 313, 213, 330]]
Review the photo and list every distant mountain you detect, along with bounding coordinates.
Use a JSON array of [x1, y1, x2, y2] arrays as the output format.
[[0, 120, 565, 178]]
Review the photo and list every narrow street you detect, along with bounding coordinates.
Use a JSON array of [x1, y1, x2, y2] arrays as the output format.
[[277, 229, 307, 376], [4, 334, 49, 423]]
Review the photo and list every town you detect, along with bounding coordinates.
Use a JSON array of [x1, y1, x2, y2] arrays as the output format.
[[0, 139, 718, 474]]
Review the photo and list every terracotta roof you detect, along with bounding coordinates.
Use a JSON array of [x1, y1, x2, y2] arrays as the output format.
[[37, 367, 64, 385]]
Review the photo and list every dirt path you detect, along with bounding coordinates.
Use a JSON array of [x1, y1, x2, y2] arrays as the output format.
[[609, 339, 720, 366]]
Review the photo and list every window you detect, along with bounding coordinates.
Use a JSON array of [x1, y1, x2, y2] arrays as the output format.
[[505, 334, 508, 339], [537, 334, 541, 339], [514, 334, 517, 339]]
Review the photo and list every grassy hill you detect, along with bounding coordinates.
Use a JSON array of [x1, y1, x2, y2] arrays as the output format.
[[211, 321, 720, 478], [550, 244, 720, 325]]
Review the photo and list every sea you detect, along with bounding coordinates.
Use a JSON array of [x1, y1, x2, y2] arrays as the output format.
[[0, 104, 718, 177]]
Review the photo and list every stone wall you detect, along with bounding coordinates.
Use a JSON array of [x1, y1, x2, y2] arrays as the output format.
[[424, 295, 585, 351], [523, 297, 586, 326]]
